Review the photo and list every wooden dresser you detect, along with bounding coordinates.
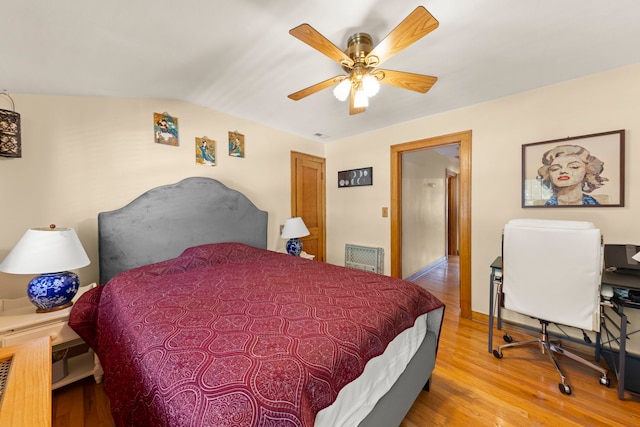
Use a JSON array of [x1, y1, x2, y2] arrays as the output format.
[[0, 336, 51, 426]]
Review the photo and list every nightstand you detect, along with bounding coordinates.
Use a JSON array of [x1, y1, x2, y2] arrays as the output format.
[[0, 283, 103, 390]]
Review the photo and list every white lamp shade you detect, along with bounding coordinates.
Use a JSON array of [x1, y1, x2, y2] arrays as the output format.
[[281, 217, 310, 239], [0, 227, 90, 274], [353, 90, 369, 108], [362, 74, 380, 97], [333, 79, 351, 102], [634, 251, 640, 262]]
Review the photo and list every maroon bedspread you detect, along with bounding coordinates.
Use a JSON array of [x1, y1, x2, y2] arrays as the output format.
[[70, 243, 443, 427]]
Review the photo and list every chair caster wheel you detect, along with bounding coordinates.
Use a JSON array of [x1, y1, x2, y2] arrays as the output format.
[[493, 350, 503, 359], [503, 334, 513, 343], [559, 383, 572, 395], [600, 376, 610, 387]]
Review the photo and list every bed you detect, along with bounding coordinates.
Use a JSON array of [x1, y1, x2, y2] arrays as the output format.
[[69, 177, 445, 427]]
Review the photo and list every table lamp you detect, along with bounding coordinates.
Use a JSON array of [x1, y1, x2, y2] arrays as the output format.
[[0, 224, 90, 313], [281, 217, 310, 256]]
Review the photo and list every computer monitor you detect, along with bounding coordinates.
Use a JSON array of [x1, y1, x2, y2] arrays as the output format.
[[604, 244, 640, 273]]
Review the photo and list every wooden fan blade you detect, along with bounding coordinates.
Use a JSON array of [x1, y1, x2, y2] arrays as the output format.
[[365, 6, 439, 67], [349, 89, 366, 115], [377, 69, 437, 93], [290, 24, 354, 68], [288, 75, 347, 101]]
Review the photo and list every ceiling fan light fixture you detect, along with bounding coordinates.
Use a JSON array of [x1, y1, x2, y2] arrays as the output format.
[[362, 73, 380, 97], [288, 6, 439, 115], [333, 79, 351, 102], [353, 89, 369, 108]]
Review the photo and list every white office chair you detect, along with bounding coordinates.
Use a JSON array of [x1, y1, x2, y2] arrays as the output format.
[[493, 218, 610, 395]]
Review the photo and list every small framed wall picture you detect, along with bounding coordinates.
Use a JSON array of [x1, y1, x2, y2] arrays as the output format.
[[195, 137, 216, 166], [228, 131, 245, 158], [338, 167, 373, 188], [153, 112, 179, 146]]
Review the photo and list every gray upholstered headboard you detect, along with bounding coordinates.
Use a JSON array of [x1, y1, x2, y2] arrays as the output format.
[[98, 177, 268, 284]]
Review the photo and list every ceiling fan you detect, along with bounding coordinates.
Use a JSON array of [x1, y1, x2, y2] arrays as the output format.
[[287, 6, 439, 115]]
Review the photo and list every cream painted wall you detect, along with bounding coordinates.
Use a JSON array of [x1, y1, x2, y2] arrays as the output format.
[[0, 94, 323, 299], [2, 65, 639, 351], [325, 64, 640, 339], [401, 149, 459, 278]]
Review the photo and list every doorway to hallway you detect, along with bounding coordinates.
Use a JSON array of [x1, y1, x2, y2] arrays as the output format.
[[390, 130, 471, 318]]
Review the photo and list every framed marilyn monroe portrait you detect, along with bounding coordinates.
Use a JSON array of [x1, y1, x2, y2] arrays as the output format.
[[522, 130, 625, 208]]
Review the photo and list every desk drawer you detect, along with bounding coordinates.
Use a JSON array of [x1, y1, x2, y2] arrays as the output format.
[[0, 322, 79, 347]]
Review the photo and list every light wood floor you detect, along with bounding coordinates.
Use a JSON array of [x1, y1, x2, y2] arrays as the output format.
[[53, 257, 640, 426]]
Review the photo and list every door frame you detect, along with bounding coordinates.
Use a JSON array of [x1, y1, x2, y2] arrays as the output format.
[[290, 151, 326, 262], [390, 130, 472, 319]]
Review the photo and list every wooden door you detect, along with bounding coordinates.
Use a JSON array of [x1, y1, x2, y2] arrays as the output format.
[[290, 152, 326, 262]]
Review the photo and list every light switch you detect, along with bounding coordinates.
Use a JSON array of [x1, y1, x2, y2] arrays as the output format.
[[382, 207, 388, 217]]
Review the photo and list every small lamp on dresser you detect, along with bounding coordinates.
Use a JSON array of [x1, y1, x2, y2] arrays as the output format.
[[281, 217, 310, 256], [0, 224, 90, 313]]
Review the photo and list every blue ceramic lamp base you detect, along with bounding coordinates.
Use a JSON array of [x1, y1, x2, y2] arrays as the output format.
[[286, 238, 303, 256], [27, 271, 80, 313]]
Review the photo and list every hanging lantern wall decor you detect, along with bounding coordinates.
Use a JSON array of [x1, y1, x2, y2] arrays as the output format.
[[0, 92, 21, 158]]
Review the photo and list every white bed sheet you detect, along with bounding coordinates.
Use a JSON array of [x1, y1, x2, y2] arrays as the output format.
[[315, 312, 428, 426]]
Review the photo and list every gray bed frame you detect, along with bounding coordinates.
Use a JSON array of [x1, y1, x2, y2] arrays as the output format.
[[98, 177, 268, 284], [97, 176, 443, 427]]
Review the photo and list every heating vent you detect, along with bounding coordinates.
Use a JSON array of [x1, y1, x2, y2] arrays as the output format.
[[0, 358, 12, 402], [345, 244, 384, 274]]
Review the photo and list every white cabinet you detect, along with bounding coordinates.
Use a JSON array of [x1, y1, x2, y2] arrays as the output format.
[[0, 283, 103, 390]]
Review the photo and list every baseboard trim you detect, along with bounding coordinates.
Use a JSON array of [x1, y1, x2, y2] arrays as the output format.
[[405, 257, 447, 282], [472, 311, 489, 324]]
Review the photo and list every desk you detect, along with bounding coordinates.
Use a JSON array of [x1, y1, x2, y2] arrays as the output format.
[[488, 257, 640, 400], [488, 257, 503, 353], [599, 270, 640, 399]]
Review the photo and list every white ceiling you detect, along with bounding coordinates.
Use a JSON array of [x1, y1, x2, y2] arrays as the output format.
[[3, 0, 640, 142]]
